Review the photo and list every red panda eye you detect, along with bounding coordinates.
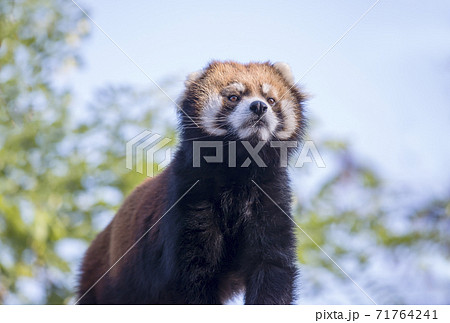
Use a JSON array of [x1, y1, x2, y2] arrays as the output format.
[[268, 98, 276, 105], [228, 95, 239, 102]]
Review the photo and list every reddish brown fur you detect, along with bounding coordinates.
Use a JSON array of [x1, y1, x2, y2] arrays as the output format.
[[187, 61, 299, 111], [78, 169, 170, 301], [183, 61, 305, 141]]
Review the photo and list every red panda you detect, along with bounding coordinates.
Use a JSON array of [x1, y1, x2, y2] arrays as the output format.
[[77, 61, 306, 304]]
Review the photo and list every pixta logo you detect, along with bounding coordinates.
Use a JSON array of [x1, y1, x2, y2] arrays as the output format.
[[126, 131, 325, 177], [126, 130, 172, 177]]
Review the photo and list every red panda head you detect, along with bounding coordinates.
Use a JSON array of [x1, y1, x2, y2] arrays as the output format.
[[180, 61, 306, 142]]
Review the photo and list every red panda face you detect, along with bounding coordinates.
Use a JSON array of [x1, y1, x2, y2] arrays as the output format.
[[181, 61, 305, 141]]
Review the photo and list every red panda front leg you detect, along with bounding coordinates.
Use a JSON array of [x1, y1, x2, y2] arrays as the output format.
[[241, 196, 298, 305], [174, 208, 224, 304], [244, 262, 297, 305]]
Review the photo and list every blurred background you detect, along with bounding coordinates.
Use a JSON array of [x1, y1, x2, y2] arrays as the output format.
[[1, 0, 449, 304]]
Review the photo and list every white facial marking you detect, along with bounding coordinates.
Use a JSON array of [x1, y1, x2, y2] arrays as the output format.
[[228, 96, 278, 141], [201, 94, 227, 136], [258, 128, 271, 141], [276, 99, 297, 139], [236, 127, 255, 139], [262, 83, 272, 95], [228, 82, 245, 93]]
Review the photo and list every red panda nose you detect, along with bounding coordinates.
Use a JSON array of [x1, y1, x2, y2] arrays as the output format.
[[249, 101, 268, 116]]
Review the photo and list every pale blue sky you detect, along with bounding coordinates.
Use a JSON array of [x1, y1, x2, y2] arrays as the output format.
[[69, 0, 450, 200]]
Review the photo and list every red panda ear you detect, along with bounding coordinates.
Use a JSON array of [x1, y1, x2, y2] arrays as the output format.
[[273, 62, 295, 85], [184, 70, 203, 87]]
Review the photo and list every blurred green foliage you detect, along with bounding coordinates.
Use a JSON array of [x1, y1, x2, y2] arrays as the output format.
[[294, 139, 450, 303], [0, 0, 175, 304], [0, 0, 449, 304]]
